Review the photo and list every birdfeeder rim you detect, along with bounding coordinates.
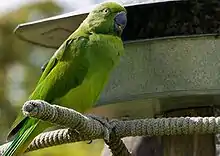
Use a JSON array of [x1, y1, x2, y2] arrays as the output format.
[[14, 0, 181, 32], [13, 0, 182, 48]]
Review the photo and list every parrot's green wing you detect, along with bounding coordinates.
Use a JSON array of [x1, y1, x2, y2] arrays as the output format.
[[36, 39, 69, 85], [7, 35, 89, 141]]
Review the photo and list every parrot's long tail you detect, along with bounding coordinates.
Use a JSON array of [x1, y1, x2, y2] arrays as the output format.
[[2, 118, 40, 156]]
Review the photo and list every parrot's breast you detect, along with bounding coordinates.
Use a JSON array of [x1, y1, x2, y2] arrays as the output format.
[[54, 67, 110, 113]]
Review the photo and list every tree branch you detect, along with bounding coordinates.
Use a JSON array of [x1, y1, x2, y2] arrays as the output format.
[[1, 100, 220, 155]]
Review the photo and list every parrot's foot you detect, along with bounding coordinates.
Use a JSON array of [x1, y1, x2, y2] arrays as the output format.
[[86, 114, 112, 142]]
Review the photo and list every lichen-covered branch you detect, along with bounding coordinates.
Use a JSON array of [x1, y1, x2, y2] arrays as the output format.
[[1, 100, 220, 155]]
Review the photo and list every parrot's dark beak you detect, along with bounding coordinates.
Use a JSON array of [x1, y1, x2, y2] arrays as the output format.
[[114, 11, 127, 36]]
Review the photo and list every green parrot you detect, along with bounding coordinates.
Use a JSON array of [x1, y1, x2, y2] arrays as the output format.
[[3, 2, 127, 156]]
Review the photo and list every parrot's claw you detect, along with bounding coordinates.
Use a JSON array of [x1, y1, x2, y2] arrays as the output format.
[[87, 140, 93, 144], [86, 114, 112, 142]]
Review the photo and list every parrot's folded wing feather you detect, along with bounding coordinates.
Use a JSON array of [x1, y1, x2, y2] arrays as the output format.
[[7, 36, 89, 141], [7, 114, 28, 141], [41, 60, 49, 72]]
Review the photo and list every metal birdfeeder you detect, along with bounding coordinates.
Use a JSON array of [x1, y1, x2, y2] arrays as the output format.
[[14, 0, 220, 155]]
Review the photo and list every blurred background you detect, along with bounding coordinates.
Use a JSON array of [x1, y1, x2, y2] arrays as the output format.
[[0, 0, 121, 155]]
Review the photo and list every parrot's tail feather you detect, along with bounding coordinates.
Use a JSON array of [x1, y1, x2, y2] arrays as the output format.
[[7, 117, 29, 141], [2, 119, 39, 156]]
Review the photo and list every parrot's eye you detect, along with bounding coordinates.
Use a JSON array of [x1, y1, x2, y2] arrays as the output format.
[[102, 8, 110, 14]]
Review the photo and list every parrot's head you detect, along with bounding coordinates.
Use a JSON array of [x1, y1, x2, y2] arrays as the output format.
[[84, 2, 127, 36]]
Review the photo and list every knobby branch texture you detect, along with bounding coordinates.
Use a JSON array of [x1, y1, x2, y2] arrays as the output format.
[[1, 100, 220, 156]]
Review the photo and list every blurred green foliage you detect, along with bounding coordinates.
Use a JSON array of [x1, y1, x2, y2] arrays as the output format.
[[0, 1, 103, 155]]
